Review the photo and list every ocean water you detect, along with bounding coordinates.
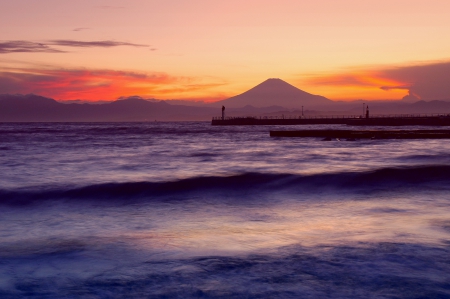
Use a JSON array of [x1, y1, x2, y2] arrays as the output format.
[[1, 122, 450, 298]]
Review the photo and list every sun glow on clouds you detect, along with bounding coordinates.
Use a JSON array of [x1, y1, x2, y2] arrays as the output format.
[[299, 60, 450, 101], [301, 70, 412, 101], [0, 68, 228, 101], [2, 60, 450, 102]]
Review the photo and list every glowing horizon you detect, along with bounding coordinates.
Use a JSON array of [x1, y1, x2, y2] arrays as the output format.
[[1, 0, 450, 102]]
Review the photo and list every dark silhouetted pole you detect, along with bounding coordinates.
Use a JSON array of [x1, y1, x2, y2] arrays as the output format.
[[366, 105, 369, 119], [222, 106, 225, 120]]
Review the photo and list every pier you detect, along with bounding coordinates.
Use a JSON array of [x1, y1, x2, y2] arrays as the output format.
[[211, 114, 450, 126], [270, 129, 450, 139]]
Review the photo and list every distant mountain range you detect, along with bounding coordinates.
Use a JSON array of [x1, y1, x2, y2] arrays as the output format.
[[0, 94, 287, 122], [0, 94, 215, 122], [1, 79, 450, 121]]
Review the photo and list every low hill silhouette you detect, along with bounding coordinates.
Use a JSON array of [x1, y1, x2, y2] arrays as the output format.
[[216, 78, 332, 108], [0, 94, 219, 122], [0, 94, 289, 121]]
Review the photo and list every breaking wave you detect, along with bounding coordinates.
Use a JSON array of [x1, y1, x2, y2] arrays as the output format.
[[1, 165, 450, 205]]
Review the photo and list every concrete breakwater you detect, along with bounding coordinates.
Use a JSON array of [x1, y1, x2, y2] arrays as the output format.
[[211, 114, 450, 126], [270, 129, 450, 139]]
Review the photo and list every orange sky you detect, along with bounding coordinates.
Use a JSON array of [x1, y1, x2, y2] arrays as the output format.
[[1, 0, 450, 102]]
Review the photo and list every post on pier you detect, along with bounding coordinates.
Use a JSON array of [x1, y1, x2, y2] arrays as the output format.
[[222, 105, 225, 120]]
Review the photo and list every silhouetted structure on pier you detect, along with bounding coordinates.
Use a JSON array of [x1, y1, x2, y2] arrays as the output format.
[[211, 114, 450, 126]]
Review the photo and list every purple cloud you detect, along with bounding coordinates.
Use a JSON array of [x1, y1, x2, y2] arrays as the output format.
[[0, 40, 149, 54], [48, 40, 148, 48], [0, 41, 65, 54], [380, 62, 450, 100], [73, 28, 90, 32]]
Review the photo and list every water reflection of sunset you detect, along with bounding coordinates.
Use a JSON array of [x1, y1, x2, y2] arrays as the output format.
[[120, 195, 450, 258]]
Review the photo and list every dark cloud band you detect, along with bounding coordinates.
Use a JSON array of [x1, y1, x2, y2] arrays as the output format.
[[0, 40, 149, 54], [0, 41, 65, 54], [380, 62, 450, 100], [48, 40, 147, 48]]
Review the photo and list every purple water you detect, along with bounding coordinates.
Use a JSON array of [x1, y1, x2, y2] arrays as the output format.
[[1, 122, 450, 298]]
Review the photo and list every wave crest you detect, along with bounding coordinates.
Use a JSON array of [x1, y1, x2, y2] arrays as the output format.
[[1, 165, 450, 205]]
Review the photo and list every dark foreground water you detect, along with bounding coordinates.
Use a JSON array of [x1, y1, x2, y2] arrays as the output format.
[[1, 122, 450, 298]]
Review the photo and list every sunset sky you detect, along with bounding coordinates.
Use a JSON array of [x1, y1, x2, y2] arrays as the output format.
[[1, 0, 450, 102]]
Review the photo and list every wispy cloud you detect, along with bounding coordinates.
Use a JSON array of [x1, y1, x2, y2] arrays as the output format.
[[0, 67, 227, 101], [0, 41, 65, 54], [303, 61, 450, 100], [48, 40, 148, 48], [0, 40, 149, 54], [73, 27, 90, 32]]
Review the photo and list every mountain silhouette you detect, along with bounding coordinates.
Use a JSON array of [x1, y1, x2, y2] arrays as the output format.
[[216, 78, 332, 108], [0, 94, 217, 121]]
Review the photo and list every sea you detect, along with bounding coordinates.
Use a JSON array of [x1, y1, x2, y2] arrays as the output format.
[[1, 122, 450, 298]]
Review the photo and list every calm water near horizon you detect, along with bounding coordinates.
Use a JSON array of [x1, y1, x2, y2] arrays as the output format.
[[1, 122, 450, 298]]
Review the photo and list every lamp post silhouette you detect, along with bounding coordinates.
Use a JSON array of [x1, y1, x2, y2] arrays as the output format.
[[221, 106, 225, 120]]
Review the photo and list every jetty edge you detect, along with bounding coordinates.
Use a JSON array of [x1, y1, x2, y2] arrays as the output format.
[[269, 129, 450, 139], [212, 114, 450, 126]]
